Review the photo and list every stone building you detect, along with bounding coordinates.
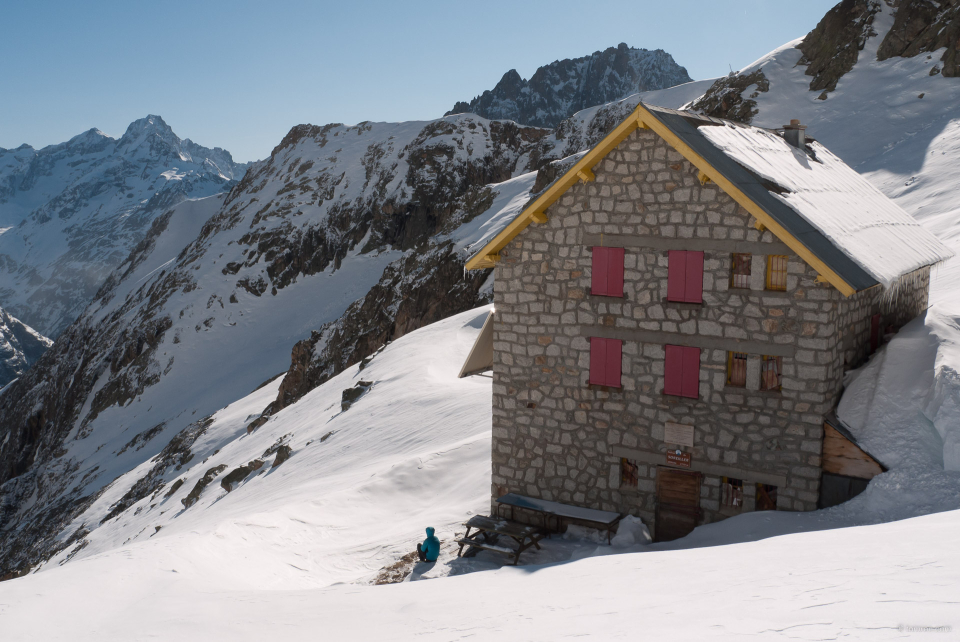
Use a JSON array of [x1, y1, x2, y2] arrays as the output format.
[[462, 103, 953, 541]]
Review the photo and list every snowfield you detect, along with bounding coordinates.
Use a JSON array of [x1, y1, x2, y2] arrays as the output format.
[[0, 305, 958, 640]]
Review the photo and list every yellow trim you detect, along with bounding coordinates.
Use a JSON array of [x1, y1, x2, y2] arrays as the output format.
[[464, 102, 858, 297], [577, 169, 595, 182], [463, 109, 643, 270], [698, 170, 712, 185]]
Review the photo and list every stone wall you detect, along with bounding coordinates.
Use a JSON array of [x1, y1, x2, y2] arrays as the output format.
[[839, 267, 931, 371], [490, 127, 859, 533]]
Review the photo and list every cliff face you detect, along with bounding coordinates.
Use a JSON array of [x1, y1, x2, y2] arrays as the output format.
[[447, 43, 692, 128]]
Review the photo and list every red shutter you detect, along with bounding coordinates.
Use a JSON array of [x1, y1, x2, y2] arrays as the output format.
[[667, 251, 686, 302], [590, 337, 606, 385], [684, 251, 704, 303], [606, 339, 622, 388], [870, 314, 881, 353], [607, 248, 624, 297], [681, 347, 701, 398], [592, 248, 609, 296], [589, 337, 622, 388], [664, 344, 684, 396], [592, 247, 624, 297], [665, 345, 700, 398]]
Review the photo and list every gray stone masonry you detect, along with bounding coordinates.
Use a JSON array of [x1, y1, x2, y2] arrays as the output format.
[[489, 127, 930, 534]]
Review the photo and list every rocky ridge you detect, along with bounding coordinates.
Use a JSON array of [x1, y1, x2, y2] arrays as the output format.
[[447, 43, 692, 128], [0, 115, 250, 337]]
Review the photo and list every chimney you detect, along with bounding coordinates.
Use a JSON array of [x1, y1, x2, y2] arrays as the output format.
[[783, 119, 807, 149]]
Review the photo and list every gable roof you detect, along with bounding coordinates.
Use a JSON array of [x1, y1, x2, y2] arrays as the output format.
[[464, 102, 953, 295]]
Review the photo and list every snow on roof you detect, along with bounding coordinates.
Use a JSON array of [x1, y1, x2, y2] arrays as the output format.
[[699, 122, 954, 289]]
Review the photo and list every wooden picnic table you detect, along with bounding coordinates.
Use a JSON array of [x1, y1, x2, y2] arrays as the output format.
[[495, 493, 623, 543], [456, 515, 547, 565]]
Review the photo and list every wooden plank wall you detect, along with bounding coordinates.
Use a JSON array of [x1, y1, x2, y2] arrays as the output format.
[[821, 424, 884, 479]]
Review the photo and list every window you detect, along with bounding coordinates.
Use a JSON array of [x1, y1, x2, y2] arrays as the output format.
[[620, 458, 639, 488], [756, 483, 778, 511], [721, 477, 743, 508], [664, 345, 700, 399], [766, 255, 788, 291], [667, 250, 704, 303], [760, 355, 782, 391], [589, 337, 622, 388], [730, 253, 751, 289], [591, 246, 625, 297], [727, 351, 747, 387]]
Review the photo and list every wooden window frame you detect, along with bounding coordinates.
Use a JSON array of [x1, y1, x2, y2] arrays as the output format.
[[727, 351, 748, 388], [720, 476, 743, 508], [730, 253, 751, 289], [766, 255, 788, 291], [620, 457, 639, 488], [760, 355, 782, 391]]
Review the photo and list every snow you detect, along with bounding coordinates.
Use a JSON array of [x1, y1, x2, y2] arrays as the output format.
[[0, 306, 958, 640], [700, 122, 953, 288]]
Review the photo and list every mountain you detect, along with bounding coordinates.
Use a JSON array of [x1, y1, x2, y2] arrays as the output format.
[[0, 116, 250, 337], [0, 78, 712, 576], [0, 307, 51, 388], [446, 43, 693, 128]]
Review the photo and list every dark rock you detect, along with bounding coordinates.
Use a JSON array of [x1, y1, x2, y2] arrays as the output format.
[[796, 0, 881, 93], [181, 464, 227, 509], [878, 0, 960, 77], [341, 381, 373, 412], [271, 445, 292, 468], [220, 460, 264, 492], [687, 70, 770, 124]]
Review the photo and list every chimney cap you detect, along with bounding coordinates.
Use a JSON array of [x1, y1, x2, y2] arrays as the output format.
[[785, 119, 806, 130]]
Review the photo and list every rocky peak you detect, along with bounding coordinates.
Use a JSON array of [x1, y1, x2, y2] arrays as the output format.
[[446, 43, 692, 128]]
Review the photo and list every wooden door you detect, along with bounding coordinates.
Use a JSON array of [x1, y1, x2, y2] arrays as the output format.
[[655, 467, 702, 542]]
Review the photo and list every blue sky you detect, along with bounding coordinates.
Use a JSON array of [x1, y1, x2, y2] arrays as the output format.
[[1, 0, 838, 162]]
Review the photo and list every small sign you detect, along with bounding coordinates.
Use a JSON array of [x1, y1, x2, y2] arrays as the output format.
[[664, 422, 695, 448], [666, 449, 692, 468]]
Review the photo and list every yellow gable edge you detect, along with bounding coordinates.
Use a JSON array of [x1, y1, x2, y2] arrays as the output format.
[[464, 102, 858, 298], [463, 107, 643, 270], [633, 104, 857, 297]]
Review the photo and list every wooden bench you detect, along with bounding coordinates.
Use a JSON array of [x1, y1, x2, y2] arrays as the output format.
[[495, 493, 623, 543], [456, 514, 547, 565]]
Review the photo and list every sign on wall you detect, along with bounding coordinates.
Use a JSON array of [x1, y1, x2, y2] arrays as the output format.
[[664, 422, 695, 448], [666, 450, 692, 468]]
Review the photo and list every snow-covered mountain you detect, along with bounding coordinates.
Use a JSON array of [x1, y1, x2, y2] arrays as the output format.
[[0, 116, 249, 337], [0, 307, 51, 389], [447, 43, 692, 128], [0, 79, 711, 575]]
